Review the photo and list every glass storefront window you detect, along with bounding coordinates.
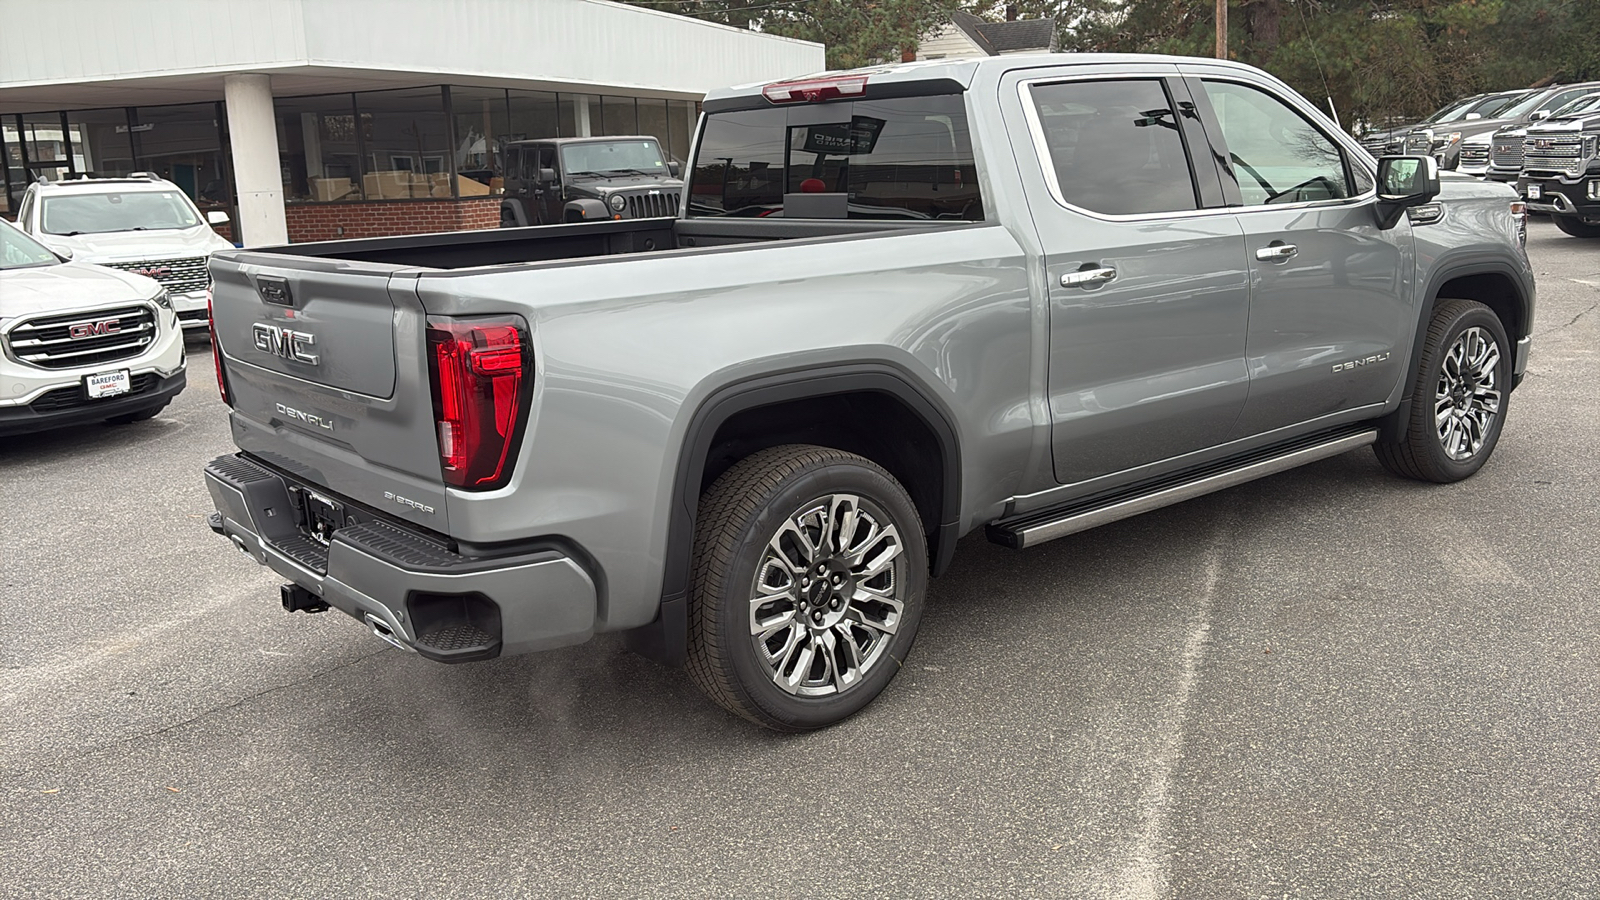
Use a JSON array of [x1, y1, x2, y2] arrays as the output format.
[[132, 103, 229, 213], [599, 96, 638, 136], [636, 99, 671, 161], [667, 100, 696, 166], [355, 87, 454, 199], [2, 118, 23, 215], [21, 113, 71, 184], [508, 90, 560, 144], [275, 93, 363, 202], [452, 86, 509, 195], [66, 108, 136, 179]]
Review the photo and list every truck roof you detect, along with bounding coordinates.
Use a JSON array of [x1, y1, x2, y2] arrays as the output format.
[[703, 52, 1279, 108]]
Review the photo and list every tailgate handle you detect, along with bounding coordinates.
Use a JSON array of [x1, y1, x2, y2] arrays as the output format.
[[256, 275, 294, 306]]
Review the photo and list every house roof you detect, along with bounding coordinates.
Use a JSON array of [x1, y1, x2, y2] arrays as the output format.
[[951, 10, 1058, 55]]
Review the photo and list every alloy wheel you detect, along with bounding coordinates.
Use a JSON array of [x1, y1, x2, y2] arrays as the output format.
[[748, 493, 905, 698], [1434, 325, 1501, 461]]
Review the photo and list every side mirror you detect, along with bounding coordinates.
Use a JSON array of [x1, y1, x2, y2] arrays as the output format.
[[1375, 155, 1441, 229], [667, 160, 682, 178], [538, 167, 557, 184], [55, 247, 74, 262], [206, 210, 230, 225], [1465, 112, 1482, 120], [1531, 110, 1550, 121]]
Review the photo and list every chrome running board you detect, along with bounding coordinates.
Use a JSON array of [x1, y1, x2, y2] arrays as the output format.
[[988, 429, 1379, 550]]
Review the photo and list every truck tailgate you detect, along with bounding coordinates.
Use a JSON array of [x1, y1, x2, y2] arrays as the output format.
[[210, 254, 449, 533]]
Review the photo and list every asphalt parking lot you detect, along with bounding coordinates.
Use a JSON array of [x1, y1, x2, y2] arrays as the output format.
[[3, 219, 1598, 898]]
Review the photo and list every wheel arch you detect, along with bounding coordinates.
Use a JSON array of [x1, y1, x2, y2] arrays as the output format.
[[625, 363, 963, 666], [1381, 255, 1532, 443]]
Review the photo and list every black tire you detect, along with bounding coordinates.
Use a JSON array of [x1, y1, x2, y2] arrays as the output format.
[[686, 444, 927, 732], [105, 401, 167, 426], [1552, 216, 1600, 239], [1374, 299, 1510, 483]]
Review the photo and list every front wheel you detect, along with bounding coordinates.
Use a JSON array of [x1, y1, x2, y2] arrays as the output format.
[[686, 445, 927, 732], [1552, 215, 1600, 238], [1374, 298, 1510, 483]]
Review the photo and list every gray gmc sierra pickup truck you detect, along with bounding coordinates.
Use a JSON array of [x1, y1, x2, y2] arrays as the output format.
[[204, 55, 1535, 731]]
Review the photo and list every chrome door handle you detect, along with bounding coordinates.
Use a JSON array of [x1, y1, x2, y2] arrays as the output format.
[[1255, 243, 1298, 262], [1060, 266, 1117, 287]]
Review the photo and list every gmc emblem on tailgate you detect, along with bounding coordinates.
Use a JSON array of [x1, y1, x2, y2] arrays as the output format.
[[69, 319, 121, 339], [251, 322, 320, 365]]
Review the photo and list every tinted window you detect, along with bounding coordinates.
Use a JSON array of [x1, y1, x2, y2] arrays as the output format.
[[689, 94, 982, 220], [1028, 79, 1199, 216], [1538, 87, 1600, 116], [1202, 80, 1351, 206]]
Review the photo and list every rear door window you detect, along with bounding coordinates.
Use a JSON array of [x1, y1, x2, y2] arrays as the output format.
[[1027, 79, 1201, 217], [688, 94, 982, 220]]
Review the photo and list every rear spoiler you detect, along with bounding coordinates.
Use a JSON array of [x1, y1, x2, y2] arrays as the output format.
[[702, 77, 968, 115]]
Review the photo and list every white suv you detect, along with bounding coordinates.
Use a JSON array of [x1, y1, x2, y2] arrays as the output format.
[[0, 219, 186, 436], [14, 174, 235, 331]]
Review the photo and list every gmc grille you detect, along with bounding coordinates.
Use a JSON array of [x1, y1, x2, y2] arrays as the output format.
[[4, 304, 158, 369], [1490, 138, 1524, 169], [624, 191, 680, 219], [1404, 133, 1432, 154], [1459, 144, 1490, 165], [100, 256, 210, 295], [1522, 135, 1584, 174]]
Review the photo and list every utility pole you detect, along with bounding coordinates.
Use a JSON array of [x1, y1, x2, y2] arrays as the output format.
[[1215, 0, 1227, 58]]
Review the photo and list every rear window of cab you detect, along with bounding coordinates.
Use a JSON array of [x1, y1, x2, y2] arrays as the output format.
[[688, 94, 983, 221]]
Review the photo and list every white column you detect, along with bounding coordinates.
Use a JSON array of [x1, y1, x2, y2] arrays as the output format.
[[223, 73, 289, 246], [575, 95, 593, 137]]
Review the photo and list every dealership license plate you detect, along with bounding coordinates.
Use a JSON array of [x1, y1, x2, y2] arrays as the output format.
[[1527, 184, 1542, 200], [85, 370, 131, 399]]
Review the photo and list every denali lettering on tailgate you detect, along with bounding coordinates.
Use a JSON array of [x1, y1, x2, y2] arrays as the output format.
[[274, 402, 333, 431]]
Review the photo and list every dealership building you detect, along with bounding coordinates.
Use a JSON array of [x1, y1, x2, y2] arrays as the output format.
[[0, 0, 823, 244]]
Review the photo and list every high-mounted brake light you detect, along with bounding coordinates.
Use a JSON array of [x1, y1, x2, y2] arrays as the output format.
[[207, 286, 231, 406], [763, 75, 868, 104], [427, 316, 531, 490]]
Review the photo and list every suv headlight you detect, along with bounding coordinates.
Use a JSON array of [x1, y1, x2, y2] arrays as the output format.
[[608, 193, 627, 212], [151, 289, 172, 310]]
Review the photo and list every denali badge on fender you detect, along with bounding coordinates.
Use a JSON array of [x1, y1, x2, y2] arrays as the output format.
[[252, 323, 319, 365], [1332, 351, 1391, 373]]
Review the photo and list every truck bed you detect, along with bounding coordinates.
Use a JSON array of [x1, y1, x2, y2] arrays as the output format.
[[243, 216, 963, 270]]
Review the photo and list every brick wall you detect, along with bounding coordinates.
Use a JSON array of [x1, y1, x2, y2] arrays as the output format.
[[284, 198, 501, 243]]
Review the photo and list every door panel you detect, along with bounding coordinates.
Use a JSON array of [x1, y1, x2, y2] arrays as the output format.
[[1015, 75, 1252, 485], [1230, 205, 1410, 437], [1190, 77, 1413, 438], [1044, 220, 1252, 482]]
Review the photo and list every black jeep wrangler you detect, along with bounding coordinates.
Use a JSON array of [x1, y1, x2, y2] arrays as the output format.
[[499, 136, 684, 227]]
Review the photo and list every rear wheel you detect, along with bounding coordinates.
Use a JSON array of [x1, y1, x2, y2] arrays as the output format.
[[1374, 299, 1510, 483], [105, 402, 167, 426], [1552, 215, 1600, 238], [686, 444, 927, 732]]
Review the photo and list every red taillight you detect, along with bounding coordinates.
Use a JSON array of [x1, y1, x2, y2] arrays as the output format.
[[207, 286, 231, 406], [762, 75, 868, 104], [427, 317, 530, 490]]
